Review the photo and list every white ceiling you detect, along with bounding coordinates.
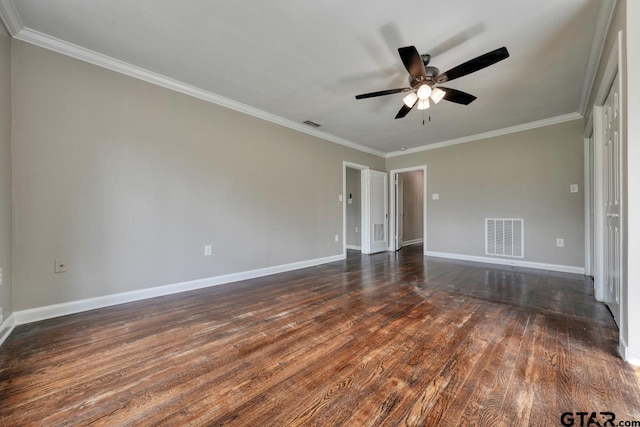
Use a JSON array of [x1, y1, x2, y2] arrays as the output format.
[[3, 0, 610, 155]]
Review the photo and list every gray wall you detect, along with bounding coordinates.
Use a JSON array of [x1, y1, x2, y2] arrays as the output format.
[[387, 120, 585, 268], [401, 170, 423, 242], [0, 24, 12, 324], [11, 41, 384, 311], [345, 167, 361, 247]]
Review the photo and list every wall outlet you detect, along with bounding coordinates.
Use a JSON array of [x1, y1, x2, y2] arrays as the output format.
[[570, 184, 579, 193], [432, 193, 440, 200], [338, 194, 343, 202], [335, 234, 339, 242], [204, 245, 212, 256], [55, 259, 67, 273], [556, 238, 565, 248], [0, 267, 3, 286]]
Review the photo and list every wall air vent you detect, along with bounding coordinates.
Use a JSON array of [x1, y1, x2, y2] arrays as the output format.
[[303, 120, 322, 128], [373, 223, 385, 242], [485, 218, 524, 258]]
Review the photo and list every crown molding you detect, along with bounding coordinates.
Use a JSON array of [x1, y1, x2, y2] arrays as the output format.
[[385, 112, 583, 158], [13, 27, 386, 158], [578, 0, 618, 116], [0, 0, 23, 36]]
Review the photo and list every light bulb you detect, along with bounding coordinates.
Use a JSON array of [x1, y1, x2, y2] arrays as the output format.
[[417, 99, 430, 110], [417, 84, 432, 100], [402, 92, 418, 108], [430, 87, 446, 104]]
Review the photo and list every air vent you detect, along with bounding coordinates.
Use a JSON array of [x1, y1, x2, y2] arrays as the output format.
[[303, 120, 321, 128], [373, 223, 385, 242], [485, 218, 524, 258]]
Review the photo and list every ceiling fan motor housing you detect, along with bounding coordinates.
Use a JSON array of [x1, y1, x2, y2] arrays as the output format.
[[409, 66, 440, 88]]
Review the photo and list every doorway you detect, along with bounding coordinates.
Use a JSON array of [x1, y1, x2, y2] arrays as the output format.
[[345, 166, 363, 251], [342, 162, 388, 255], [389, 166, 427, 254]]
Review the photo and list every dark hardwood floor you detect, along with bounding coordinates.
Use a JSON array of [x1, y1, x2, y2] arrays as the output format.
[[1, 245, 639, 426]]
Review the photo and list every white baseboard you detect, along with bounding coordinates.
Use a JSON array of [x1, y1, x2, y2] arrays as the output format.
[[0, 313, 16, 348], [346, 245, 362, 250], [619, 338, 640, 366], [402, 238, 424, 247], [13, 253, 345, 326], [426, 251, 585, 275]]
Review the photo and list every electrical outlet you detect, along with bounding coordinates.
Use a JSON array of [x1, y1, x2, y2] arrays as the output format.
[[335, 234, 339, 242], [570, 184, 579, 193], [556, 238, 564, 248], [338, 194, 343, 202], [432, 193, 440, 200], [204, 245, 212, 256], [54, 259, 67, 273]]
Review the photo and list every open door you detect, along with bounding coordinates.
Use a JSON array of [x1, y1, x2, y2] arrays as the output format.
[[362, 169, 388, 254], [395, 174, 404, 250], [602, 73, 622, 326]]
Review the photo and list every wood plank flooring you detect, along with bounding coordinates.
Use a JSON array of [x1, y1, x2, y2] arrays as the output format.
[[1, 245, 639, 426]]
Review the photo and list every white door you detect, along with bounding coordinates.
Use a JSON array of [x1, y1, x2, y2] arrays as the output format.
[[396, 174, 404, 250], [602, 73, 622, 326], [363, 169, 388, 254]]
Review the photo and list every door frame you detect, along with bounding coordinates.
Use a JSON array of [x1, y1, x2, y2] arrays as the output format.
[[388, 166, 428, 255], [342, 161, 369, 256], [583, 130, 594, 277]]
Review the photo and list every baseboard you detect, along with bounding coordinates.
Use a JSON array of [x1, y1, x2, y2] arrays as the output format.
[[619, 338, 640, 366], [0, 313, 16, 348], [402, 238, 424, 247], [13, 253, 345, 326], [346, 245, 362, 250], [425, 251, 585, 275]]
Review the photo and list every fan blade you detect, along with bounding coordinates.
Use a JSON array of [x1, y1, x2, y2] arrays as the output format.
[[398, 46, 427, 79], [439, 87, 477, 105], [437, 47, 509, 83], [355, 87, 412, 100], [395, 103, 413, 119]]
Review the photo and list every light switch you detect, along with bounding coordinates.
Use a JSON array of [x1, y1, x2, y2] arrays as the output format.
[[338, 194, 343, 202], [570, 184, 579, 193], [432, 193, 440, 200]]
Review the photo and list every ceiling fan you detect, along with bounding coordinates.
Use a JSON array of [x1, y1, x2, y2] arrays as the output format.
[[355, 46, 510, 119]]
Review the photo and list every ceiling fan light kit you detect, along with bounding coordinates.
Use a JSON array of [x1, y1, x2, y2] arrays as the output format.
[[403, 92, 418, 108], [417, 84, 432, 100], [355, 45, 510, 119], [417, 99, 430, 110], [430, 87, 446, 104]]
